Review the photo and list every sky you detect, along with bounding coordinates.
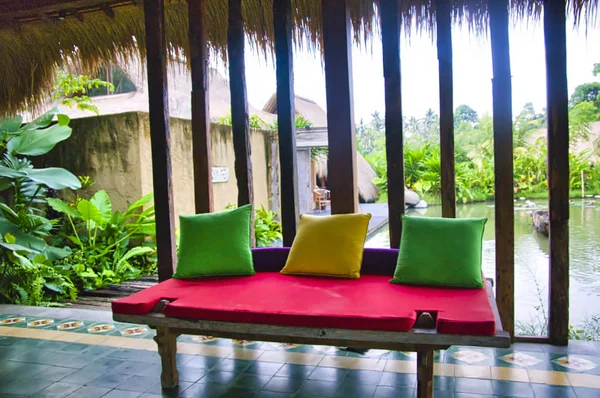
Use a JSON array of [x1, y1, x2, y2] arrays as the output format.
[[216, 17, 599, 124]]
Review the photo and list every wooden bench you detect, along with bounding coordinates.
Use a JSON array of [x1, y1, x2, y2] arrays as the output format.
[[112, 248, 511, 398]]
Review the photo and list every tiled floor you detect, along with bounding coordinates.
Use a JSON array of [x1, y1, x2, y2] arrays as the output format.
[[1, 306, 600, 397]]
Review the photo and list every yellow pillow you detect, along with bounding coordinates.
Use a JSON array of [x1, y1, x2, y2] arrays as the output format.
[[280, 213, 372, 279]]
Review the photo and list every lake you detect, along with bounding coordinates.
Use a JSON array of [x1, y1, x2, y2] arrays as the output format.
[[365, 200, 600, 331]]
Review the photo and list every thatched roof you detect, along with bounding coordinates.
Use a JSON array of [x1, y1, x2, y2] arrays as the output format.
[[313, 150, 380, 203], [0, 0, 597, 116], [263, 94, 329, 127]]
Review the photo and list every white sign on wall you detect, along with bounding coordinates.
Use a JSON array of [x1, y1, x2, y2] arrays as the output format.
[[212, 167, 229, 183]]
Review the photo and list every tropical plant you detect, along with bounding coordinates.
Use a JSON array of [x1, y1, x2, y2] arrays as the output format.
[[267, 114, 313, 131], [48, 191, 157, 289], [225, 203, 283, 247], [254, 205, 283, 247], [53, 71, 114, 114], [0, 108, 80, 258], [216, 112, 267, 129], [0, 233, 76, 305]]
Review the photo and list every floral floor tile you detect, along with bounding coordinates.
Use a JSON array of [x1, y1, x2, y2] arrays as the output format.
[[27, 318, 55, 328], [0, 316, 27, 326], [119, 326, 149, 337], [500, 352, 542, 367], [553, 356, 597, 372], [56, 320, 86, 331], [191, 335, 218, 343], [86, 322, 116, 334], [232, 339, 261, 347], [452, 350, 490, 364]]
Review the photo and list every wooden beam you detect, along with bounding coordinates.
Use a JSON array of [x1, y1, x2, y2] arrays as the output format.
[[321, 0, 358, 214], [380, 0, 405, 249], [143, 0, 177, 282], [436, 0, 456, 218], [227, 0, 254, 209], [490, 0, 515, 341], [544, 0, 570, 346], [273, 0, 299, 246], [188, 0, 214, 214]]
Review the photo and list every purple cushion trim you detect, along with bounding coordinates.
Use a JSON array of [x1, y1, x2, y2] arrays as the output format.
[[252, 247, 399, 276]]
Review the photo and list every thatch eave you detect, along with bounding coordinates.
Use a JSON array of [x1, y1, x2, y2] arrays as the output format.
[[0, 0, 597, 116]]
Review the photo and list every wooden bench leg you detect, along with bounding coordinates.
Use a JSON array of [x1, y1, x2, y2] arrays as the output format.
[[154, 327, 179, 389], [417, 349, 434, 398]]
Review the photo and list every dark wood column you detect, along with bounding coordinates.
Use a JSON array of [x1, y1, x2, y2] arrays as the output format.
[[381, 0, 405, 249], [274, 0, 299, 246], [544, 0, 570, 346], [321, 0, 358, 214], [436, 0, 456, 218], [188, 0, 214, 214], [490, 0, 515, 340], [143, 0, 176, 281], [228, 0, 254, 209]]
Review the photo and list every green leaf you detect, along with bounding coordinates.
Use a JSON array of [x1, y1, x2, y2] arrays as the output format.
[[0, 165, 26, 179], [44, 246, 71, 261], [116, 246, 155, 269], [0, 217, 46, 253], [0, 115, 23, 132], [0, 178, 12, 191], [32, 253, 49, 264], [124, 193, 154, 216], [44, 283, 65, 294], [0, 202, 18, 219], [56, 114, 70, 126], [77, 200, 104, 225], [7, 123, 72, 156], [90, 190, 112, 222], [11, 251, 34, 269], [67, 235, 82, 246], [22, 107, 62, 131], [0, 242, 34, 252], [47, 198, 80, 218], [27, 168, 81, 190]]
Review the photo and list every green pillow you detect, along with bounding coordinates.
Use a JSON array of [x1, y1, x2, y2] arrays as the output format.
[[173, 204, 255, 278], [391, 215, 487, 288]]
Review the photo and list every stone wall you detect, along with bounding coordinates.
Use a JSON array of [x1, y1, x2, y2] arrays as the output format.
[[41, 112, 279, 220]]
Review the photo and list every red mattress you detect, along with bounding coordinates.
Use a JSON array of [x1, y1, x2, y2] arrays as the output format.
[[112, 272, 496, 336]]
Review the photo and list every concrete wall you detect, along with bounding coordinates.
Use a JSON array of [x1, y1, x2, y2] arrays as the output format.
[[42, 112, 279, 220]]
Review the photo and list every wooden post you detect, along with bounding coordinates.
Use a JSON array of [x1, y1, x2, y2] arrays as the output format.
[[490, 0, 515, 340], [380, 0, 405, 249], [228, 0, 254, 209], [143, 0, 177, 282], [544, 0, 570, 346], [188, 0, 214, 214], [416, 349, 434, 398], [154, 327, 178, 389], [321, 0, 358, 214], [436, 0, 456, 218], [274, 0, 299, 246]]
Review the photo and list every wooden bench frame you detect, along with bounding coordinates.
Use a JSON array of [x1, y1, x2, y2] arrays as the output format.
[[113, 280, 510, 398]]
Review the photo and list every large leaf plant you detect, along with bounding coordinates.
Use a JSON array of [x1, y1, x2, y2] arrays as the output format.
[[48, 191, 157, 290], [0, 108, 80, 259]]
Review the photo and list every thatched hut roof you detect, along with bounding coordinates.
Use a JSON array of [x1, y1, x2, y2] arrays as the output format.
[[0, 0, 597, 116], [263, 94, 329, 127], [313, 150, 380, 203]]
